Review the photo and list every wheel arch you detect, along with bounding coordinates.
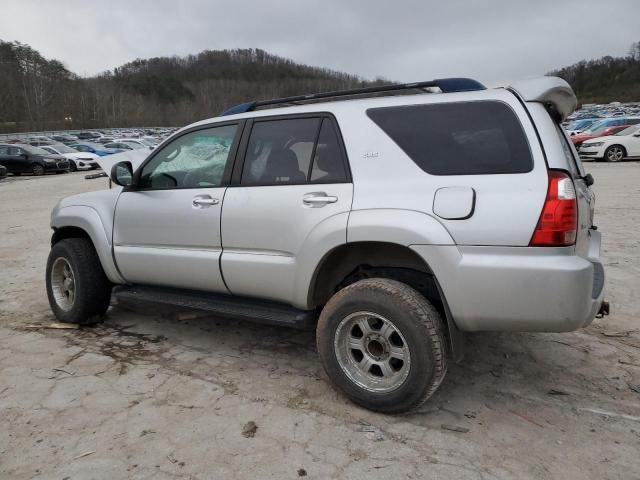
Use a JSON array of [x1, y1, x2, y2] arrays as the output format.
[[308, 241, 464, 361], [51, 205, 125, 284]]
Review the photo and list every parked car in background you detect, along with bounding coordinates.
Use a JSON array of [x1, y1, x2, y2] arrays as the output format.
[[0, 144, 69, 175], [0, 164, 7, 180], [578, 125, 640, 162], [29, 140, 57, 147], [104, 142, 136, 151], [565, 118, 600, 135], [75, 131, 101, 140], [112, 138, 154, 149], [40, 144, 100, 171], [69, 142, 124, 156], [51, 134, 78, 144], [571, 123, 635, 147]]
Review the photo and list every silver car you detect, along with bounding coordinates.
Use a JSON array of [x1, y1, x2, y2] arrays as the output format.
[[46, 76, 607, 413]]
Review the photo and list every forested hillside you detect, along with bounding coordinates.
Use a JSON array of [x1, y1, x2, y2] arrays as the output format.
[[0, 41, 383, 133], [2, 39, 640, 133], [549, 41, 640, 104]]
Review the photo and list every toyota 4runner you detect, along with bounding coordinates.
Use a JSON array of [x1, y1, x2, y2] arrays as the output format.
[[46, 77, 608, 413]]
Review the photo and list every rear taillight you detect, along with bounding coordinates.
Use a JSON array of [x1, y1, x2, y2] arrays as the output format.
[[530, 170, 577, 247]]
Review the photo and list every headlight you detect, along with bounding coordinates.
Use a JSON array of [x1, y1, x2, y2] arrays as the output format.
[[44, 158, 56, 163], [584, 142, 604, 148]]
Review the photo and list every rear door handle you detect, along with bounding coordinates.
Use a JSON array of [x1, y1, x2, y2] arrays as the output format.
[[303, 192, 338, 207], [192, 195, 219, 208]]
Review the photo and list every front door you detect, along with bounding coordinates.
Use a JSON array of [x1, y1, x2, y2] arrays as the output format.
[[113, 123, 240, 292], [221, 115, 353, 305]]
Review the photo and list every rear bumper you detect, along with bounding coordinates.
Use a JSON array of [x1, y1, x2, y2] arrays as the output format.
[[411, 231, 605, 332]]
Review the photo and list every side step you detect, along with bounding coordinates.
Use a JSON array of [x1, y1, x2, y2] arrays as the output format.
[[112, 285, 316, 330]]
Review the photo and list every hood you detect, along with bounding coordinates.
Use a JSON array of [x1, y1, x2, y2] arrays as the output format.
[[582, 135, 618, 146], [95, 148, 150, 180]]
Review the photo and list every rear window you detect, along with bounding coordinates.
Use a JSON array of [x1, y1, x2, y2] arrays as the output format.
[[367, 101, 533, 175]]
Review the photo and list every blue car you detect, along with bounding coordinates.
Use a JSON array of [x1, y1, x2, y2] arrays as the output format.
[[69, 142, 124, 156]]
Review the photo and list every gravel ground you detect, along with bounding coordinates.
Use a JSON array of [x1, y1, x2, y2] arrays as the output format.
[[0, 163, 639, 480]]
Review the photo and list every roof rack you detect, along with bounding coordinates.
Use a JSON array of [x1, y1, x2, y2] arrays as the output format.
[[221, 77, 486, 116]]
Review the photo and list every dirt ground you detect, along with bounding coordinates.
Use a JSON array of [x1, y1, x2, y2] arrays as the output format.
[[0, 163, 639, 480]]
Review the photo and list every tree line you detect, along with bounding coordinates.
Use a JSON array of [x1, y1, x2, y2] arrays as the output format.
[[0, 41, 385, 133], [2, 39, 639, 133], [549, 41, 640, 105]]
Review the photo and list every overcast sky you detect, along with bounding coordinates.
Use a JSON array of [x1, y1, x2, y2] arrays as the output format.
[[3, 0, 639, 85]]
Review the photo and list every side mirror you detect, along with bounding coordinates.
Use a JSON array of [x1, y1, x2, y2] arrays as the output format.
[[111, 161, 133, 187], [21, 154, 29, 160]]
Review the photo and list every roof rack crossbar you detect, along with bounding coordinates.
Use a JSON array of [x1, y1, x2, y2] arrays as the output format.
[[221, 77, 485, 116]]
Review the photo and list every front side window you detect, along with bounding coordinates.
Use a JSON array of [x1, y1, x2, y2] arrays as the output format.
[[367, 101, 533, 175], [241, 117, 348, 185], [138, 124, 238, 189]]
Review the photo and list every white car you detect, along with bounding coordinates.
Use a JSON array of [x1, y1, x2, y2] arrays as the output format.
[[41, 145, 100, 171], [579, 126, 640, 162], [111, 138, 155, 150]]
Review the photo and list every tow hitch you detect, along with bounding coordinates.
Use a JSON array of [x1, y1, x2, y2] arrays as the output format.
[[596, 300, 610, 318]]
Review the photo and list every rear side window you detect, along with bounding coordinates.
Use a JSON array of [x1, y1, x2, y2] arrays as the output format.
[[367, 101, 533, 175], [241, 117, 348, 185]]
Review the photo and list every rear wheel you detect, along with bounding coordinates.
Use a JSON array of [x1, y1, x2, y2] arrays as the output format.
[[604, 145, 625, 162], [31, 163, 44, 176], [46, 238, 112, 325], [316, 278, 447, 413]]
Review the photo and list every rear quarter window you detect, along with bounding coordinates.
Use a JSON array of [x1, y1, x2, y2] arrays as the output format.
[[367, 101, 533, 175]]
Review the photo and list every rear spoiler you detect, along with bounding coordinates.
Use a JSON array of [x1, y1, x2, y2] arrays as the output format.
[[508, 77, 577, 121]]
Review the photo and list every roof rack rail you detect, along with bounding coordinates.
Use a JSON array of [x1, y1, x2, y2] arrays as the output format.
[[221, 77, 486, 116]]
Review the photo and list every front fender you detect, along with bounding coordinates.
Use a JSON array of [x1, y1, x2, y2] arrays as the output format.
[[51, 205, 125, 284]]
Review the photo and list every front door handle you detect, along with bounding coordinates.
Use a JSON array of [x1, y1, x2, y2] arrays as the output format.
[[303, 192, 338, 207], [192, 195, 219, 208]]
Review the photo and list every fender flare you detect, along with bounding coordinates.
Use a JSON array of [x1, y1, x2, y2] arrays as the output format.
[[51, 205, 125, 284]]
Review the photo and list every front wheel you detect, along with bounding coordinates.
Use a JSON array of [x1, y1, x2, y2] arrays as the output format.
[[69, 161, 78, 172], [46, 238, 112, 325], [604, 145, 625, 162], [316, 278, 447, 413], [31, 163, 44, 176]]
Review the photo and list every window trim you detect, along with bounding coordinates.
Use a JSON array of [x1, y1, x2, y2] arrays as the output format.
[[230, 112, 352, 187], [128, 120, 245, 192], [366, 100, 535, 176]]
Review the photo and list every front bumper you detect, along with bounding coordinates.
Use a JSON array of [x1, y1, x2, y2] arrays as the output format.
[[411, 231, 605, 332], [579, 145, 606, 160], [44, 160, 70, 172], [74, 159, 99, 170]]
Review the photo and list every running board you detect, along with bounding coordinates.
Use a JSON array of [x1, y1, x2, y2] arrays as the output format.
[[112, 285, 316, 329]]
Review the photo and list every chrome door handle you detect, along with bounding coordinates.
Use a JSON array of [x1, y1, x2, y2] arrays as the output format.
[[192, 196, 219, 208], [303, 192, 338, 207]]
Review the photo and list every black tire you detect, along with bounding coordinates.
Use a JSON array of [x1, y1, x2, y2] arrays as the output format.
[[69, 161, 78, 172], [46, 238, 112, 325], [316, 278, 447, 413], [604, 144, 626, 162], [31, 163, 45, 176]]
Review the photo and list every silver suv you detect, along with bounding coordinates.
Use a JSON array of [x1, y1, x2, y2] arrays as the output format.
[[46, 77, 608, 413]]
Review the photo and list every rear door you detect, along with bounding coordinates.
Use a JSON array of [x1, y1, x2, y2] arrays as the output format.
[[220, 115, 353, 304]]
